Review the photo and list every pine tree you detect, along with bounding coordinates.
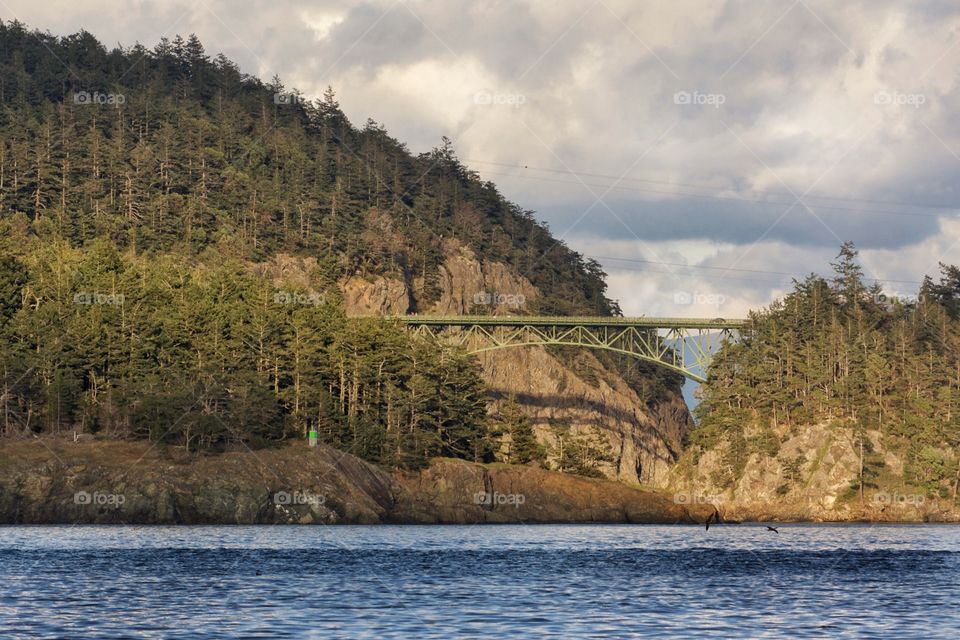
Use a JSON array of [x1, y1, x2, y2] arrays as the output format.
[[831, 241, 866, 311], [496, 395, 542, 465]]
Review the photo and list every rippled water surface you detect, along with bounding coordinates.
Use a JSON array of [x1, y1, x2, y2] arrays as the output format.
[[1, 524, 958, 638]]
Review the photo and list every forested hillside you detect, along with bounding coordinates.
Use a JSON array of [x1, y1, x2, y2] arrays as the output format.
[[0, 20, 613, 314], [0, 21, 676, 474], [686, 243, 960, 507]]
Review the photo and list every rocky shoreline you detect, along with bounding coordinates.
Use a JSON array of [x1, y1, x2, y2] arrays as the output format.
[[3, 439, 953, 525], [706, 500, 960, 524], [0, 439, 713, 525]]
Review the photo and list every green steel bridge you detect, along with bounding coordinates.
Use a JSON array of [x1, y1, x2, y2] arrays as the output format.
[[384, 315, 747, 383]]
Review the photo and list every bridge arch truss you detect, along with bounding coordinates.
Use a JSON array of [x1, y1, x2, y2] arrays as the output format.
[[395, 316, 745, 383]]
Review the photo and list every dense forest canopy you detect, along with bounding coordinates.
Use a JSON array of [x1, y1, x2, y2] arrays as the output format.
[[692, 242, 960, 499], [0, 21, 654, 473]]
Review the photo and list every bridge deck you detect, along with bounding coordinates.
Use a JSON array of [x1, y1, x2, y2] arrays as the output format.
[[388, 315, 746, 330]]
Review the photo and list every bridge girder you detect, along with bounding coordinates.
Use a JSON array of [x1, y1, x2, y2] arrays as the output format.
[[395, 317, 744, 383]]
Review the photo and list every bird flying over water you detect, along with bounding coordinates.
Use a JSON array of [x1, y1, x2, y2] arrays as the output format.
[[705, 509, 720, 531], [766, 526, 779, 534]]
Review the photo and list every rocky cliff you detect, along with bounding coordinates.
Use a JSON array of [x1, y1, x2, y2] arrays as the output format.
[[338, 238, 692, 486], [669, 421, 960, 522], [0, 440, 712, 525]]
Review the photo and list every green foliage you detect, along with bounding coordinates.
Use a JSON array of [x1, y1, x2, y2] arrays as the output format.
[[719, 429, 748, 488], [781, 454, 806, 485], [494, 395, 544, 465], [905, 445, 952, 495], [0, 241, 491, 466], [548, 422, 614, 478], [0, 253, 26, 327], [755, 426, 780, 458]]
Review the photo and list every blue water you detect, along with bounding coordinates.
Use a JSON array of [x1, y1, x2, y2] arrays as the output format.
[[1, 524, 957, 638]]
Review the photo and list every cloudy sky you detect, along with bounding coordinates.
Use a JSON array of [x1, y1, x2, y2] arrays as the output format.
[[4, 0, 960, 317]]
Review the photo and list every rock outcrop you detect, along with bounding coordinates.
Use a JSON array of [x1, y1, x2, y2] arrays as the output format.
[[391, 458, 709, 524], [429, 239, 538, 315], [669, 421, 960, 522], [0, 440, 712, 525], [341, 275, 410, 315], [477, 348, 686, 486]]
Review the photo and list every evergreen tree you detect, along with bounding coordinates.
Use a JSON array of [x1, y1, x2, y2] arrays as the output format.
[[496, 395, 543, 465]]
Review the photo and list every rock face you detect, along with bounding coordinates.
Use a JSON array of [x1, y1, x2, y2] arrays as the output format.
[[338, 238, 693, 486], [0, 440, 393, 525], [429, 240, 538, 315], [391, 459, 711, 524], [341, 275, 410, 315], [670, 421, 960, 522], [0, 440, 711, 525], [477, 348, 686, 486]]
